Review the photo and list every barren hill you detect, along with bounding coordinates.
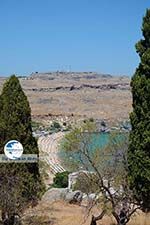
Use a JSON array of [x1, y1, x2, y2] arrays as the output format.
[[0, 72, 132, 125]]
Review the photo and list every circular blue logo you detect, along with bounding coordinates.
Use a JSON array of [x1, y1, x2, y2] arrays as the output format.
[[4, 140, 23, 160]]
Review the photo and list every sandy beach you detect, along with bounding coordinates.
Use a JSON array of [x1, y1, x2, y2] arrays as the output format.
[[38, 132, 66, 184]]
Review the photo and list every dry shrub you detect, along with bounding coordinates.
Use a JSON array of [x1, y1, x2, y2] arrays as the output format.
[[23, 215, 54, 225]]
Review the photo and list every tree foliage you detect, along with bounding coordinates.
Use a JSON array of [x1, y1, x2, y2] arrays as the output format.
[[128, 9, 150, 211], [61, 121, 140, 225], [52, 171, 69, 188], [0, 75, 45, 224]]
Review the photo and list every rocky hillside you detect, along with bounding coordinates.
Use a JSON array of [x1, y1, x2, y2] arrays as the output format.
[[0, 72, 132, 125]]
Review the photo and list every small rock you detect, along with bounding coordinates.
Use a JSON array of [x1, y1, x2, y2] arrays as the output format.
[[65, 190, 83, 205]]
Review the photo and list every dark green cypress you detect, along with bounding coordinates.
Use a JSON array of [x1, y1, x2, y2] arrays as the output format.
[[0, 75, 44, 220], [0, 75, 38, 155], [128, 9, 150, 211]]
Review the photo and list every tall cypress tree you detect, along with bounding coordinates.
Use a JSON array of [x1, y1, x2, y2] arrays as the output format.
[[0, 75, 38, 156], [0, 75, 44, 223], [128, 9, 150, 211]]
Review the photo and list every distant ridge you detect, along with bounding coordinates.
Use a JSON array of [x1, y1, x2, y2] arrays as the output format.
[[29, 71, 128, 80], [0, 71, 131, 123]]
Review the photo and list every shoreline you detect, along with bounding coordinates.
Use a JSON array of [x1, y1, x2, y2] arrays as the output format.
[[38, 132, 65, 184]]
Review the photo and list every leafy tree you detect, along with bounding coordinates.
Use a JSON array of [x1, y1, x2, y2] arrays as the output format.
[[128, 9, 150, 211], [52, 171, 69, 188], [61, 121, 140, 225], [0, 75, 45, 224]]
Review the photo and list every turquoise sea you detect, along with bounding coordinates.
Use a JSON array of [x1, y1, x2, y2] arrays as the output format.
[[59, 132, 128, 170]]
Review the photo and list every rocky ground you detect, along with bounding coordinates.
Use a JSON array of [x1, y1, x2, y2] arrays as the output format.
[[0, 72, 132, 126]]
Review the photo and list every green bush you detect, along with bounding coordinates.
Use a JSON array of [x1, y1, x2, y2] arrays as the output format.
[[89, 117, 94, 122], [52, 171, 69, 188], [31, 121, 42, 131], [50, 121, 62, 132]]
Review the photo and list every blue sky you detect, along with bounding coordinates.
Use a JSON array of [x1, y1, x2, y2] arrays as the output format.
[[0, 0, 150, 76]]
